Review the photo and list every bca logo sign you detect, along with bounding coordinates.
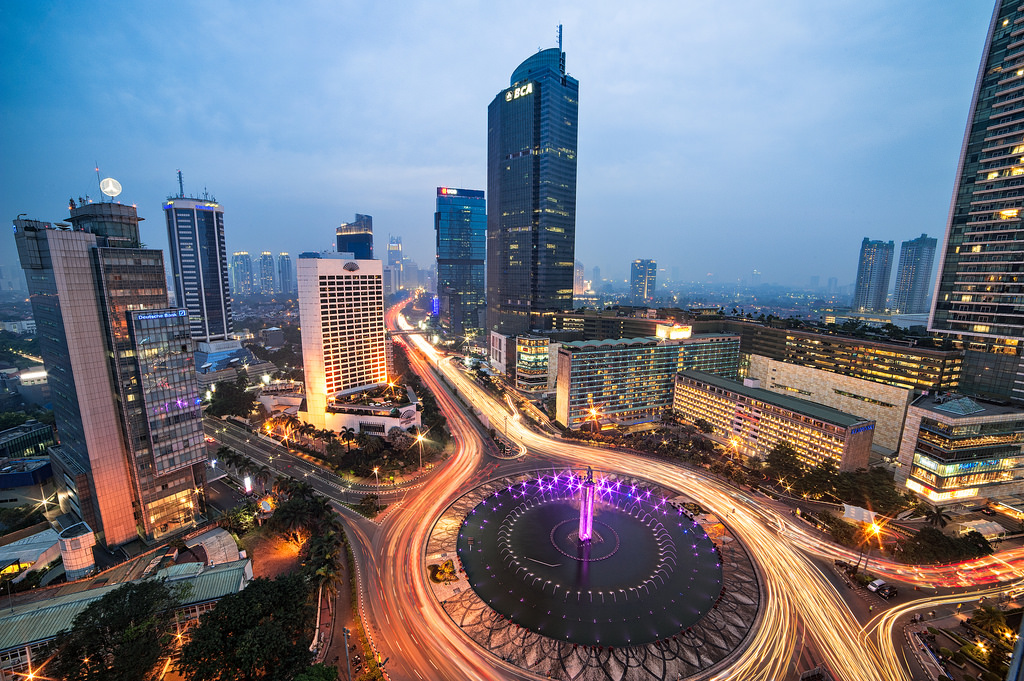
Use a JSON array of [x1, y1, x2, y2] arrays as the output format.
[[505, 82, 534, 102]]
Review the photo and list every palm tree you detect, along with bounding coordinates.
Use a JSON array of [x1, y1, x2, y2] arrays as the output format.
[[972, 604, 1007, 634], [273, 474, 300, 498], [254, 465, 271, 494], [924, 505, 951, 528], [215, 446, 235, 470], [340, 426, 356, 452]]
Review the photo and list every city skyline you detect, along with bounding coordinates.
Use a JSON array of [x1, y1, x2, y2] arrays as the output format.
[[0, 3, 992, 289]]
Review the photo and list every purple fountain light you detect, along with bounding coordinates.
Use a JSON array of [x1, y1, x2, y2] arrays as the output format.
[[578, 466, 595, 542]]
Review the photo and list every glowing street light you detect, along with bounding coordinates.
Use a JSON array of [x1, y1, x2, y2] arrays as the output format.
[[417, 433, 425, 471]]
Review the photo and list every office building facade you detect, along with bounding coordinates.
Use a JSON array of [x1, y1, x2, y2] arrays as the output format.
[[930, 0, 1024, 402], [277, 252, 293, 295], [435, 187, 486, 337], [892, 233, 937, 314], [487, 45, 579, 335], [258, 251, 275, 294], [630, 259, 657, 302], [336, 214, 374, 259], [852, 238, 894, 313], [896, 394, 1024, 506], [747, 354, 913, 451], [163, 196, 233, 343], [556, 337, 681, 430], [673, 371, 875, 472], [387, 236, 404, 290], [230, 251, 253, 297], [297, 254, 387, 429], [14, 203, 206, 547]]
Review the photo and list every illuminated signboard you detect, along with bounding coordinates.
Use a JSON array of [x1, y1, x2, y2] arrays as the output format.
[[136, 310, 187, 321], [438, 187, 458, 196], [505, 82, 534, 102]]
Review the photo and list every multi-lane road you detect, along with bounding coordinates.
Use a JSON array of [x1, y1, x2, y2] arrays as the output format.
[[208, 309, 1024, 680]]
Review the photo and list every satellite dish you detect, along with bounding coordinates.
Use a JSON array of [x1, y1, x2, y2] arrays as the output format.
[[99, 177, 122, 197]]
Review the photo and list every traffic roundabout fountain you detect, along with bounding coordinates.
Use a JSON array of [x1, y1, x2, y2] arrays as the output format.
[[425, 468, 763, 680]]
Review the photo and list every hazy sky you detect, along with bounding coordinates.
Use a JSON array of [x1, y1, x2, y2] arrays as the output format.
[[0, 1, 994, 287]]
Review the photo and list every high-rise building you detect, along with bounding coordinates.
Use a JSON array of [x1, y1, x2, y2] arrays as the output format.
[[930, 1, 1024, 402], [892, 234, 937, 314], [297, 254, 387, 430], [435, 187, 486, 337], [163, 190, 232, 343], [387, 236, 404, 290], [852, 238, 894, 312], [487, 38, 579, 335], [630, 259, 657, 302], [277, 252, 293, 295], [573, 261, 586, 296], [230, 251, 253, 297], [14, 201, 206, 548], [258, 251, 275, 294], [336, 214, 373, 259]]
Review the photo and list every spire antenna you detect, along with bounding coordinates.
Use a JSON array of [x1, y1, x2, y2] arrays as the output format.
[[177, 170, 184, 198]]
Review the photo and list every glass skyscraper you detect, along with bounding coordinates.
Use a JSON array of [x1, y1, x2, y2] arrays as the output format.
[[278, 252, 293, 295], [852, 238, 894, 313], [435, 187, 486, 337], [15, 200, 206, 548], [337, 213, 374, 259], [892, 233, 937, 314], [931, 0, 1024, 401], [163, 194, 233, 343], [487, 43, 579, 335], [231, 251, 253, 296], [630, 259, 657, 302]]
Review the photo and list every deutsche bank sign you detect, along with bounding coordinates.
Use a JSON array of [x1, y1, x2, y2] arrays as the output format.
[[505, 82, 534, 102]]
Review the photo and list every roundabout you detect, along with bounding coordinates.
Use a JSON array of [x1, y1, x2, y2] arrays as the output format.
[[427, 469, 763, 680]]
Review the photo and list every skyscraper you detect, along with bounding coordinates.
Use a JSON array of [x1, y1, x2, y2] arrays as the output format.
[[163, 189, 233, 343], [435, 187, 486, 337], [258, 251, 275, 294], [630, 259, 657, 302], [15, 200, 206, 548], [297, 254, 386, 429], [277, 252, 293, 295], [852, 238, 894, 313], [231, 251, 253, 296], [931, 0, 1024, 401], [573, 261, 586, 296], [336, 214, 373, 259], [387, 236, 404, 290], [487, 36, 579, 335], [892, 234, 937, 314]]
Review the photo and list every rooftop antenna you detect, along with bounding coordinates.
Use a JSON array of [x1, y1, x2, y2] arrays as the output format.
[[558, 24, 562, 52], [177, 170, 185, 198], [95, 162, 102, 200], [558, 24, 565, 74]]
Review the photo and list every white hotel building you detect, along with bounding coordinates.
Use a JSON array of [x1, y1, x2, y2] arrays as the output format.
[[297, 254, 388, 430]]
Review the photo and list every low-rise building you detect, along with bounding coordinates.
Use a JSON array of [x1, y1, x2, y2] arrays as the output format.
[[556, 337, 682, 430], [896, 394, 1024, 506], [554, 332, 742, 431], [0, 421, 55, 460], [747, 354, 913, 452], [673, 371, 875, 472], [514, 335, 550, 392]]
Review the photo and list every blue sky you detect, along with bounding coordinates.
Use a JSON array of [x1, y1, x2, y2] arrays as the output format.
[[0, 1, 994, 287]]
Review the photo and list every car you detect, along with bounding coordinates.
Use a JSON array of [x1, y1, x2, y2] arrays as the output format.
[[877, 585, 898, 600], [980, 507, 997, 516], [867, 579, 887, 592], [205, 436, 215, 443]]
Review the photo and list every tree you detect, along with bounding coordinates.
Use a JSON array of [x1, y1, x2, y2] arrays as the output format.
[[293, 664, 338, 681], [51, 580, 186, 681], [972, 604, 1008, 635], [177, 574, 313, 681], [693, 418, 714, 434], [340, 426, 356, 452], [206, 377, 258, 418], [765, 442, 802, 482], [924, 505, 952, 528]]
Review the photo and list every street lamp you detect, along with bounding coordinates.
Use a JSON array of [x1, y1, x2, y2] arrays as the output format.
[[373, 467, 379, 488], [417, 433, 424, 471], [589, 407, 600, 434]]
